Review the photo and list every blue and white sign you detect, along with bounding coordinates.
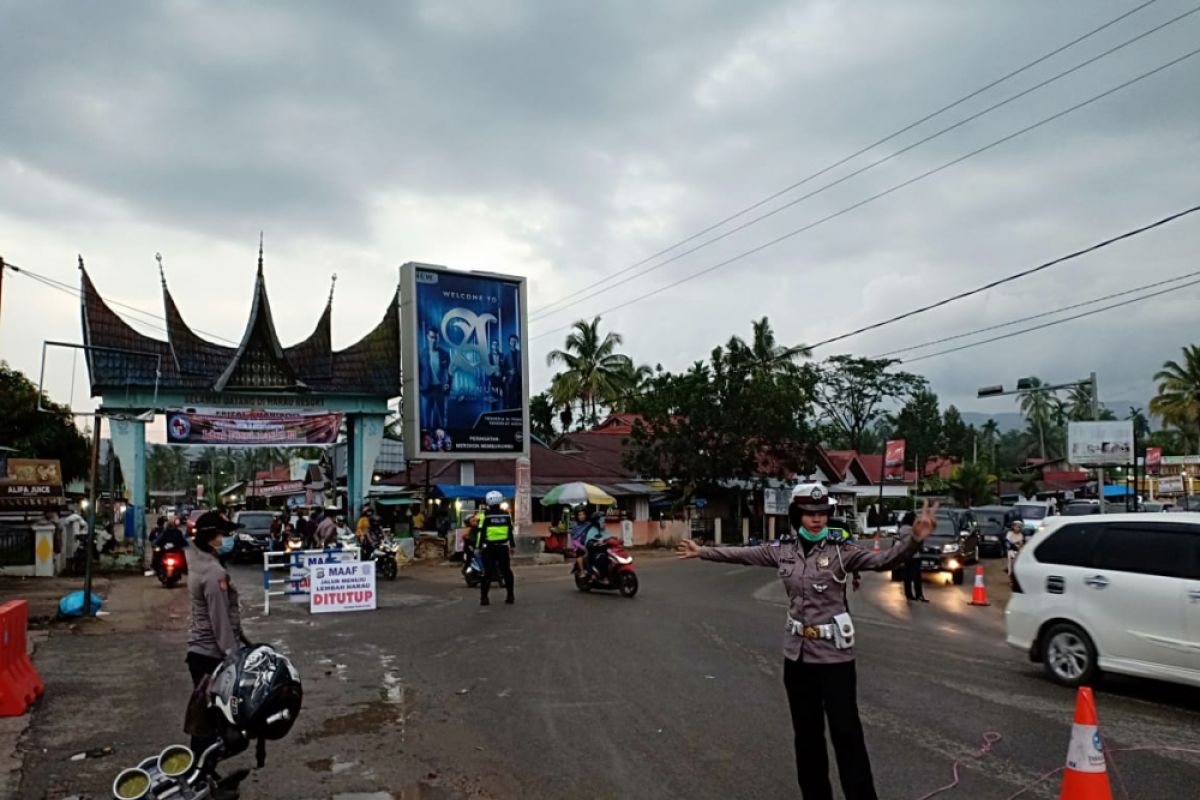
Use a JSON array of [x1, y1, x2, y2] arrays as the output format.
[[310, 560, 377, 614]]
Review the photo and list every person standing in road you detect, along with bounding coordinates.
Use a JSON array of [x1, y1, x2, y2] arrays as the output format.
[[185, 510, 247, 755], [473, 490, 515, 606], [315, 508, 338, 548], [677, 483, 937, 800], [899, 512, 926, 602], [1005, 520, 1024, 575]]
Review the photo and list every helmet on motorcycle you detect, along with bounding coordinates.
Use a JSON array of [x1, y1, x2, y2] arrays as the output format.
[[209, 644, 303, 742], [485, 490, 504, 508]]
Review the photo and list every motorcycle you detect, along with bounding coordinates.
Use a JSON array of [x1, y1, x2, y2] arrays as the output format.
[[461, 545, 507, 588], [374, 538, 399, 581], [284, 532, 304, 553], [572, 536, 638, 598], [112, 644, 301, 800], [153, 543, 187, 588]]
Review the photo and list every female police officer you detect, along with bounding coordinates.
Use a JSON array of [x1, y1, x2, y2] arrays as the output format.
[[677, 483, 936, 800], [185, 510, 248, 753]]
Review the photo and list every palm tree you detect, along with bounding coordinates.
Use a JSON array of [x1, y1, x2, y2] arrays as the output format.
[[1017, 377, 1056, 461], [1150, 345, 1200, 452], [1064, 383, 1096, 421], [980, 419, 1000, 467], [547, 317, 637, 428], [726, 317, 808, 375], [947, 462, 993, 506]]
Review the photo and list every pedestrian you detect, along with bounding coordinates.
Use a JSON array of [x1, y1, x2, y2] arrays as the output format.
[[184, 510, 247, 756], [315, 508, 338, 548], [899, 512, 926, 603], [677, 483, 937, 800], [473, 490, 515, 606], [1005, 520, 1024, 575]]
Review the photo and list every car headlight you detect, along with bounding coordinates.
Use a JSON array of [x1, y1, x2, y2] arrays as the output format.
[[238, 532, 255, 542], [942, 543, 958, 553]]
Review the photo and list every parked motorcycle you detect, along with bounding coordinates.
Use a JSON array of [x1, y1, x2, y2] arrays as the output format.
[[461, 545, 507, 588], [153, 542, 186, 588], [112, 644, 301, 800], [374, 538, 399, 581], [572, 537, 638, 597]]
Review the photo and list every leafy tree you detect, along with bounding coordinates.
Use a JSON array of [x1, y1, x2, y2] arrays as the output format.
[[1017, 377, 1057, 461], [1019, 473, 1040, 500], [529, 391, 556, 443], [625, 321, 817, 499], [890, 389, 943, 479], [1150, 344, 1200, 452], [995, 429, 1031, 474], [947, 462, 993, 506], [547, 316, 637, 428], [0, 361, 90, 481], [813, 356, 925, 452], [941, 406, 975, 461], [146, 444, 190, 492]]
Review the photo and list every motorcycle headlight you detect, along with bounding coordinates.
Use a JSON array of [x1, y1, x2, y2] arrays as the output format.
[[158, 744, 194, 778], [113, 768, 152, 800], [942, 543, 958, 553]]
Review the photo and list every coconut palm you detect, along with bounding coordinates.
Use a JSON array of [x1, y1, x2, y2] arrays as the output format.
[[1017, 377, 1056, 461], [947, 462, 993, 506], [980, 419, 1000, 467], [1063, 383, 1097, 421], [726, 317, 809, 375], [547, 317, 637, 428], [1150, 345, 1200, 452]]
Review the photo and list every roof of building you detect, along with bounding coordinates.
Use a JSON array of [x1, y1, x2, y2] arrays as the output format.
[[80, 250, 399, 398]]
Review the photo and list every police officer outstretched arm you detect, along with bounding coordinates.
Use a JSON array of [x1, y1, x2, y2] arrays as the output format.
[[478, 491, 515, 607], [677, 483, 937, 800]]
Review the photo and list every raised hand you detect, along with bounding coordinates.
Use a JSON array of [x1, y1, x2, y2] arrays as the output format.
[[911, 500, 941, 542], [676, 538, 702, 559]]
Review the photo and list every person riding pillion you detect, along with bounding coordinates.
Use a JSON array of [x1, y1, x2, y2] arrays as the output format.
[[677, 482, 937, 800], [473, 490, 515, 606]]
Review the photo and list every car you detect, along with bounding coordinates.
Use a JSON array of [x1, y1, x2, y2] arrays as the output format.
[[1062, 501, 1101, 517], [971, 505, 1012, 556], [906, 508, 981, 585], [1139, 501, 1169, 513], [185, 509, 206, 534], [230, 510, 276, 562], [1005, 513, 1200, 688], [1013, 500, 1052, 533]]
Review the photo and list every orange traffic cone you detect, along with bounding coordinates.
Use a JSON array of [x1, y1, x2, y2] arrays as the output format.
[[1060, 687, 1112, 800], [969, 565, 989, 606], [872, 535, 881, 553]]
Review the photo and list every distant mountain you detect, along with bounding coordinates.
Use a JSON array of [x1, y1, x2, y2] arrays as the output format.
[[958, 412, 1026, 434]]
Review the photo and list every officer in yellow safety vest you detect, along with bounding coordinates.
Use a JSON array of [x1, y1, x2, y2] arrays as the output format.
[[472, 491, 515, 606]]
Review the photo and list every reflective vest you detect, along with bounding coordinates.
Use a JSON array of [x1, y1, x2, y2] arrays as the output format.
[[482, 513, 512, 544]]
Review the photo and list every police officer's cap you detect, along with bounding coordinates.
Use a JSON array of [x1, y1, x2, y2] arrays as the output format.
[[194, 510, 242, 539], [790, 482, 833, 513]]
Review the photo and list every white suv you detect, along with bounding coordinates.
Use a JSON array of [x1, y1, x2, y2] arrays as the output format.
[[1005, 513, 1200, 687]]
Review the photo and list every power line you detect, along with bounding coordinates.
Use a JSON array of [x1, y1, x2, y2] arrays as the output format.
[[531, 47, 1200, 344], [873, 265, 1200, 358], [897, 274, 1200, 364], [532, 4, 1200, 324], [805, 203, 1200, 353], [529, 0, 1165, 321]]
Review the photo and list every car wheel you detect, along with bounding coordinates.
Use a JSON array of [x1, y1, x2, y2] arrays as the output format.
[[1041, 623, 1099, 687], [951, 569, 964, 586]]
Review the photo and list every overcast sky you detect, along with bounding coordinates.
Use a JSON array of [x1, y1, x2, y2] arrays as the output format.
[[2, 0, 1198, 440]]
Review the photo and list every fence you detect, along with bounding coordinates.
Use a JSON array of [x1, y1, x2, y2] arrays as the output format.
[[0, 526, 35, 568], [262, 546, 360, 615]]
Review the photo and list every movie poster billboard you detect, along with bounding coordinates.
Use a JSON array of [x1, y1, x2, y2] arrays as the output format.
[[883, 439, 906, 481], [401, 263, 529, 460], [165, 410, 342, 445]]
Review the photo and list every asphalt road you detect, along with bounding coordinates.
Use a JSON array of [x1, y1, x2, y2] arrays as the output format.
[[12, 552, 1200, 799]]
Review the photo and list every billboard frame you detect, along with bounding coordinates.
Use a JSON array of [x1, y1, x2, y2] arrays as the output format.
[[400, 262, 530, 461]]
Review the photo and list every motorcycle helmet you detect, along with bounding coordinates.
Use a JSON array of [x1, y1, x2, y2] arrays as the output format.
[[485, 490, 504, 507], [209, 644, 303, 743]]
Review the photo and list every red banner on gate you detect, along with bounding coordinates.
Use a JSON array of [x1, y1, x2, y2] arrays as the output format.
[[884, 439, 906, 482]]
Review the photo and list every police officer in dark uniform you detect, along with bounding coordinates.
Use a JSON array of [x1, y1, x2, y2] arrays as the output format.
[[473, 490, 515, 606], [678, 483, 938, 800]]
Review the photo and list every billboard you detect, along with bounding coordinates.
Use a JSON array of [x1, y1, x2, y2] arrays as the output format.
[[0, 458, 64, 510], [165, 410, 342, 445], [1068, 421, 1134, 466], [1157, 475, 1186, 494], [401, 263, 529, 460], [1145, 447, 1163, 475], [884, 440, 906, 481]]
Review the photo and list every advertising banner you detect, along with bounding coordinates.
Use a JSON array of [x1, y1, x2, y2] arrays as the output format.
[[0, 458, 64, 510], [1145, 447, 1163, 475], [1068, 421, 1134, 466], [401, 263, 529, 459], [310, 560, 377, 614], [165, 409, 342, 445], [1157, 475, 1186, 494], [884, 440, 906, 481], [5, 459, 63, 485], [248, 481, 306, 498], [764, 487, 790, 516]]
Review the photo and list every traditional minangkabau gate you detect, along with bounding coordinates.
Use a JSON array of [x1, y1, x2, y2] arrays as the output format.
[[79, 245, 398, 545]]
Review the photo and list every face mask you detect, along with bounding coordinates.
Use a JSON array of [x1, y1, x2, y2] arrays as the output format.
[[797, 526, 828, 543], [217, 535, 236, 555]]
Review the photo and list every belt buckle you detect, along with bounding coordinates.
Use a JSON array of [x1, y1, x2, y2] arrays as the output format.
[[803, 625, 820, 640]]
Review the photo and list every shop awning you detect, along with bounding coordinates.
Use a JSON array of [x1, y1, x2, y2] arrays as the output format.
[[1103, 484, 1133, 497], [377, 497, 422, 506], [432, 484, 515, 500]]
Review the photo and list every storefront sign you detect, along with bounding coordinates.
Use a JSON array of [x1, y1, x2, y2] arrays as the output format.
[[310, 561, 377, 613], [1157, 475, 1186, 494], [884, 440, 906, 481], [764, 487, 790, 516], [6, 459, 63, 485], [1162, 455, 1200, 466], [1145, 447, 1162, 475], [248, 480, 306, 498], [0, 482, 63, 509], [166, 409, 343, 445]]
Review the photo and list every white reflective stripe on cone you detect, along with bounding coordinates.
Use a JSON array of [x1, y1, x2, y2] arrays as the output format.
[[1065, 724, 1106, 773]]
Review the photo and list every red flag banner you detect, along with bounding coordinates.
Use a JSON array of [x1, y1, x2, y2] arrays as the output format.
[[884, 439, 907, 481], [1145, 447, 1162, 475]]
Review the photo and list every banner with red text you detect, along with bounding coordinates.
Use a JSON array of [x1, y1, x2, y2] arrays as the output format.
[[884, 439, 907, 482], [166, 410, 342, 445]]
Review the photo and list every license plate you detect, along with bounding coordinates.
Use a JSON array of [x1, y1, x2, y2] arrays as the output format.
[[921, 559, 939, 570]]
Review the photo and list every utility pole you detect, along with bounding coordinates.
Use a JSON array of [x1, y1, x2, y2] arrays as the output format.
[[1090, 372, 1106, 514], [83, 412, 102, 617], [0, 257, 6, 331]]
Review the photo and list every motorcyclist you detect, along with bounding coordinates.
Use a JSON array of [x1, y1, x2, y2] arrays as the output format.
[[569, 507, 591, 577], [472, 491, 515, 606], [152, 515, 189, 573], [582, 511, 610, 579]]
